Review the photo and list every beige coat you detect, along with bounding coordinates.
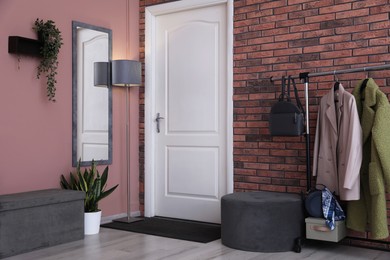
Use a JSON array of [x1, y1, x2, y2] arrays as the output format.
[[313, 84, 362, 200]]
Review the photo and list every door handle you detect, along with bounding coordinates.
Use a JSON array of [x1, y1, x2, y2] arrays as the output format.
[[155, 113, 164, 133]]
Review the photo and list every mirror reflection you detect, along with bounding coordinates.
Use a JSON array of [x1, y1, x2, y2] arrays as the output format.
[[72, 21, 112, 167]]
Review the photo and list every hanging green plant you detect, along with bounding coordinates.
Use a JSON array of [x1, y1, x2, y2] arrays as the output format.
[[33, 18, 63, 102]]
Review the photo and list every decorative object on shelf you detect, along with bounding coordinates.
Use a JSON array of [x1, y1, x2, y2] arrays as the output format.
[[33, 18, 63, 102], [60, 159, 118, 235], [94, 59, 142, 224]]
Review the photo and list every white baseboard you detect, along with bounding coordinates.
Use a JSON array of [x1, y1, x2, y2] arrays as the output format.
[[101, 211, 141, 224]]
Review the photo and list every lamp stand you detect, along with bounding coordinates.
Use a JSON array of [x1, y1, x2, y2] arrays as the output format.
[[113, 86, 143, 224]]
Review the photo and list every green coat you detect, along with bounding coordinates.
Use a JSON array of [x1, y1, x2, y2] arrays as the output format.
[[347, 78, 390, 239]]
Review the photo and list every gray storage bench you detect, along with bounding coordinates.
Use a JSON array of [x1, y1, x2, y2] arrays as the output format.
[[0, 189, 85, 258], [221, 191, 304, 252]]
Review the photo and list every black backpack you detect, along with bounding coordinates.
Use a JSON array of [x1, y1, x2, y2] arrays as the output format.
[[269, 75, 305, 136]]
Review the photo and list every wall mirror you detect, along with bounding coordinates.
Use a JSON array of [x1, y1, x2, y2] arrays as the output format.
[[72, 21, 112, 167]]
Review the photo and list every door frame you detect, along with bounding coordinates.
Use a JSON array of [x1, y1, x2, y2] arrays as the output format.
[[144, 0, 233, 218]]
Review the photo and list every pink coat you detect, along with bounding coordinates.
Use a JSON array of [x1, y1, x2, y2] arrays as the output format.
[[313, 84, 362, 201]]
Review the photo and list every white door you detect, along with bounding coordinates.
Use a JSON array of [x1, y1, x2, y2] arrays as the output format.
[[145, 0, 233, 223]]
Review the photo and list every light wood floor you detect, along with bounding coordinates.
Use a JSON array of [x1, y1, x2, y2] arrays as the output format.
[[5, 227, 390, 260]]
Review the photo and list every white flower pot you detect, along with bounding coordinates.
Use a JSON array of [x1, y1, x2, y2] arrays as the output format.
[[84, 211, 102, 235]]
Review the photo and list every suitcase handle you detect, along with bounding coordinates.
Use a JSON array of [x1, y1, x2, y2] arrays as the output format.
[[311, 225, 331, 232]]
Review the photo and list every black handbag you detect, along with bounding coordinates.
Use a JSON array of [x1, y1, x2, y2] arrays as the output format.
[[305, 184, 325, 218], [269, 76, 305, 136]]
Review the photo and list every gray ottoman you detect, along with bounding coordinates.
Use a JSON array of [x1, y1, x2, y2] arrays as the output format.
[[0, 189, 85, 258], [221, 191, 304, 252]]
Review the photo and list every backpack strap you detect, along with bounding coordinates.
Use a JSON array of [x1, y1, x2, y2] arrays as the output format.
[[278, 76, 287, 101], [289, 76, 305, 115], [286, 76, 292, 102]]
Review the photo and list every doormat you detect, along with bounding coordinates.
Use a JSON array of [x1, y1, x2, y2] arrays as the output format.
[[101, 217, 221, 243]]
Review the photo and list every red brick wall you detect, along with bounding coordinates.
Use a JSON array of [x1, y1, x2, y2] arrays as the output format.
[[233, 0, 390, 248], [140, 0, 390, 248]]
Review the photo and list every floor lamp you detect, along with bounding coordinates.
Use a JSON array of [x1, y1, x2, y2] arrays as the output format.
[[94, 59, 142, 223]]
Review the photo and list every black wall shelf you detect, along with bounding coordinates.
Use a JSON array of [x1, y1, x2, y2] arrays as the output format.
[[8, 36, 42, 57]]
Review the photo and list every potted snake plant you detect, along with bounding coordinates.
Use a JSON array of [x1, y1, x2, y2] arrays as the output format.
[[60, 160, 118, 235]]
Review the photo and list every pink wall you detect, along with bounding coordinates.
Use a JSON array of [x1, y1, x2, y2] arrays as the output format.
[[0, 0, 140, 217]]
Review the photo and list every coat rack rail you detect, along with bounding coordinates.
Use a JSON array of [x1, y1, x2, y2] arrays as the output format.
[[269, 63, 390, 83]]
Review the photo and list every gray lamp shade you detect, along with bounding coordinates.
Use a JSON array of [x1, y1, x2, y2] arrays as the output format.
[[111, 60, 142, 87], [94, 62, 110, 86]]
